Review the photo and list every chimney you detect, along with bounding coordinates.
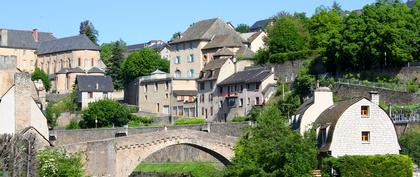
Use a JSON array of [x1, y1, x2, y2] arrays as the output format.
[[14, 72, 32, 132], [369, 91, 379, 105], [314, 87, 333, 106], [32, 29, 39, 42], [0, 29, 8, 46]]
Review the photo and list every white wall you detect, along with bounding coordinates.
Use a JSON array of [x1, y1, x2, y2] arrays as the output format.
[[30, 99, 49, 139], [0, 86, 15, 134], [81, 91, 113, 109], [300, 90, 333, 135], [329, 99, 400, 157]]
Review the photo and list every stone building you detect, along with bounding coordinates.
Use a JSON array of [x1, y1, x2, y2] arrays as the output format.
[[127, 40, 170, 59], [76, 75, 114, 109]]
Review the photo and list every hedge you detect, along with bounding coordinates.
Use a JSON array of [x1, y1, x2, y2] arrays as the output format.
[[268, 49, 323, 63], [174, 118, 206, 125], [322, 154, 413, 177]]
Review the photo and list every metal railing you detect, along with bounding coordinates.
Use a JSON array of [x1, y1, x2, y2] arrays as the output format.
[[336, 78, 411, 92], [391, 112, 420, 124]]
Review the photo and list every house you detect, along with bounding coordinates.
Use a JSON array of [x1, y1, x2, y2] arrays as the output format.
[[239, 31, 266, 52], [76, 75, 114, 109], [0, 57, 49, 147], [217, 67, 277, 121], [0, 28, 102, 93], [55, 67, 105, 94], [127, 40, 170, 59], [250, 19, 273, 32]]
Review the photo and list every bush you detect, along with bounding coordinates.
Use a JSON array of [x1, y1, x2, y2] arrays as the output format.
[[79, 99, 132, 128], [31, 67, 51, 91], [174, 118, 206, 125], [407, 79, 419, 93], [400, 130, 420, 166], [66, 120, 81, 129], [45, 93, 78, 129], [268, 49, 322, 63], [230, 116, 247, 122], [322, 155, 413, 177], [128, 115, 154, 127], [37, 149, 84, 177]]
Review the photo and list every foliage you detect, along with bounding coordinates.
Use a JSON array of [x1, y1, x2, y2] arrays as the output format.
[[309, 7, 343, 50], [66, 120, 81, 130], [79, 20, 98, 44], [230, 116, 247, 122], [322, 155, 413, 177], [99, 42, 114, 66], [171, 32, 182, 40], [79, 99, 132, 128], [45, 92, 78, 129], [106, 40, 127, 90], [31, 67, 51, 92], [293, 60, 316, 99], [235, 24, 250, 33], [400, 130, 420, 166], [267, 49, 322, 63], [174, 118, 206, 125], [407, 79, 419, 93], [135, 162, 222, 177], [37, 149, 84, 177], [121, 48, 169, 84], [128, 115, 154, 127], [224, 104, 318, 176]]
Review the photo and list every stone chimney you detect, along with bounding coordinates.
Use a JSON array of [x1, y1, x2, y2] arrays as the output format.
[[369, 91, 379, 105], [314, 87, 333, 106], [0, 29, 8, 46], [14, 72, 32, 132], [32, 29, 39, 42]]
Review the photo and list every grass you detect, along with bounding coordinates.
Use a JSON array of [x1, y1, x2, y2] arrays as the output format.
[[174, 118, 206, 125], [134, 162, 223, 177]]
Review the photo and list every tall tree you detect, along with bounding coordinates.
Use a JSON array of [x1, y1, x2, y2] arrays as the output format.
[[309, 7, 343, 50], [100, 42, 115, 66], [235, 24, 251, 33], [79, 20, 99, 44], [31, 67, 51, 91], [106, 40, 127, 90], [121, 48, 169, 84]]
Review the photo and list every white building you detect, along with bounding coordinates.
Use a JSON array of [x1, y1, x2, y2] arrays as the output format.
[[76, 75, 114, 109]]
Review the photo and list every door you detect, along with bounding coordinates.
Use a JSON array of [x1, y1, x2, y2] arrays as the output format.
[[163, 105, 169, 114]]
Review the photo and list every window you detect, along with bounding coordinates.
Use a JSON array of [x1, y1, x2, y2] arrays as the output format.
[[240, 85, 243, 92], [361, 106, 369, 117], [189, 42, 193, 49], [200, 94, 204, 103], [210, 81, 213, 89], [190, 54, 195, 62], [362, 131, 370, 143], [227, 98, 236, 107], [247, 97, 250, 105], [78, 58, 82, 66], [239, 98, 244, 107], [173, 56, 181, 64], [145, 95, 148, 100], [144, 84, 148, 92], [175, 70, 181, 77], [246, 84, 250, 90], [202, 107, 205, 115], [188, 69, 195, 77], [219, 101, 223, 108], [176, 44, 180, 52], [219, 87, 223, 94], [88, 92, 93, 98], [103, 92, 108, 99], [256, 97, 261, 105], [155, 83, 158, 91], [210, 107, 213, 116], [165, 93, 169, 99], [91, 58, 95, 67], [209, 93, 213, 102], [200, 82, 205, 90], [165, 81, 169, 90], [319, 128, 327, 147], [256, 83, 260, 91], [157, 103, 160, 112]]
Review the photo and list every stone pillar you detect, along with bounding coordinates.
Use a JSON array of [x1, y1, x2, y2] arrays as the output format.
[[15, 72, 32, 132]]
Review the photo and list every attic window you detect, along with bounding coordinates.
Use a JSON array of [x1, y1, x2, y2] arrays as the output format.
[[362, 131, 370, 143], [361, 106, 369, 118]]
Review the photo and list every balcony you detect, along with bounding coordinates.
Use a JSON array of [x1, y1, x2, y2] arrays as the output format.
[[224, 92, 238, 98]]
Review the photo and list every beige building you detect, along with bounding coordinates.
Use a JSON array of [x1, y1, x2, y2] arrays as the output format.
[[76, 75, 114, 109]]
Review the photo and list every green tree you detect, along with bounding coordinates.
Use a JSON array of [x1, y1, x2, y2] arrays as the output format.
[[31, 67, 51, 91], [100, 42, 114, 66], [266, 14, 310, 54], [37, 149, 83, 177], [235, 24, 251, 33], [293, 60, 316, 99], [121, 48, 169, 84], [79, 20, 99, 44], [309, 7, 343, 50], [224, 104, 318, 176], [106, 40, 127, 90], [79, 99, 132, 128], [399, 130, 420, 166]]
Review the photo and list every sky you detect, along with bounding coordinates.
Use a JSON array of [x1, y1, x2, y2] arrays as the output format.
[[1, 0, 375, 45]]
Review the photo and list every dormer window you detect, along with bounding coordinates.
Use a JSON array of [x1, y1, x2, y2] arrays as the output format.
[[361, 106, 369, 118]]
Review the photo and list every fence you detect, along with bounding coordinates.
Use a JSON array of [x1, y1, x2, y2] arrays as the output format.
[[336, 78, 412, 93], [391, 111, 420, 124]]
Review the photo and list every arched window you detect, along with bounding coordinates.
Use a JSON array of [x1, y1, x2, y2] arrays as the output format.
[[175, 70, 181, 78], [188, 69, 195, 77], [78, 58, 82, 67], [91, 58, 95, 67]]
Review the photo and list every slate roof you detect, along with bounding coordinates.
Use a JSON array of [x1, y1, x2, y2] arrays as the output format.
[[127, 40, 169, 52], [214, 47, 234, 57], [171, 18, 237, 44], [57, 67, 86, 74], [236, 47, 255, 59], [202, 33, 245, 50], [250, 19, 272, 31], [239, 31, 262, 43], [198, 58, 229, 81], [0, 29, 55, 49], [314, 98, 364, 152], [87, 67, 104, 74], [218, 67, 272, 86], [76, 75, 114, 92], [37, 35, 99, 55], [173, 90, 198, 96]]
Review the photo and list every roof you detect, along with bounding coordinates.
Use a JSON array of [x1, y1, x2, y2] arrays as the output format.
[[213, 47, 234, 57], [202, 33, 245, 50], [76, 75, 114, 92], [218, 67, 272, 86], [127, 40, 169, 52], [151, 69, 166, 75], [407, 0, 416, 8], [87, 67, 104, 73], [239, 31, 262, 43], [0, 29, 55, 49], [198, 58, 229, 81], [314, 98, 364, 152], [171, 18, 237, 44], [250, 19, 272, 31], [236, 47, 255, 59], [292, 98, 314, 130], [173, 90, 198, 96], [37, 35, 99, 55], [57, 67, 86, 74]]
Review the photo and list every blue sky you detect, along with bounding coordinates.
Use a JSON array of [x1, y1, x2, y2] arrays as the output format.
[[1, 0, 375, 45]]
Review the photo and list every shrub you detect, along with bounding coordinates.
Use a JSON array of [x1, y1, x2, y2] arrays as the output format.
[[174, 118, 206, 125], [407, 79, 419, 93], [230, 116, 247, 122], [31, 67, 51, 91], [66, 120, 81, 130], [400, 130, 420, 166], [37, 149, 84, 177], [322, 155, 413, 177], [128, 115, 154, 127], [79, 99, 132, 128]]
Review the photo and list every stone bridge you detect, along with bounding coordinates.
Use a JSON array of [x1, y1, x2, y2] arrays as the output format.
[[60, 128, 239, 177]]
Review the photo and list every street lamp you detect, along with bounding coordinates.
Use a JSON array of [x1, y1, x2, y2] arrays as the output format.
[[95, 118, 98, 129]]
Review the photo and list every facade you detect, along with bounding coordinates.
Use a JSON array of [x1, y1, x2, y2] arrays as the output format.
[[217, 67, 277, 121], [76, 75, 114, 109], [55, 67, 105, 94], [127, 40, 170, 59], [239, 31, 266, 52]]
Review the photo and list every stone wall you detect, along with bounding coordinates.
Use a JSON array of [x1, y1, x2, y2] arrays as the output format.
[[269, 59, 305, 82], [332, 84, 420, 104]]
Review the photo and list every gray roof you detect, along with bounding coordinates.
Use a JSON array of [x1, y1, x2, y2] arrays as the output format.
[[56, 67, 86, 74], [292, 98, 314, 131], [239, 31, 262, 43], [76, 75, 114, 92], [0, 29, 55, 49], [250, 19, 272, 31], [87, 67, 104, 73], [151, 69, 166, 74], [314, 98, 364, 152], [236, 47, 255, 59], [198, 58, 229, 81], [214, 47, 234, 57], [173, 90, 198, 96], [407, 0, 416, 8], [127, 40, 169, 52], [202, 33, 245, 50], [37, 35, 99, 55], [171, 18, 237, 44], [218, 67, 272, 86]]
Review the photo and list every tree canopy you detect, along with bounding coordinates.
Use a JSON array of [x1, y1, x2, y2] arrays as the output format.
[[79, 99, 132, 128], [106, 40, 127, 90], [31, 67, 51, 92], [79, 20, 99, 44], [235, 24, 251, 33], [121, 48, 169, 84]]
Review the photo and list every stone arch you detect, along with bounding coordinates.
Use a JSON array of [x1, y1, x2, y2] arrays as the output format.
[[113, 129, 237, 177]]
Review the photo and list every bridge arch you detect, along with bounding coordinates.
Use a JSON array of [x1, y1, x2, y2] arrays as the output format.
[[113, 129, 238, 177]]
